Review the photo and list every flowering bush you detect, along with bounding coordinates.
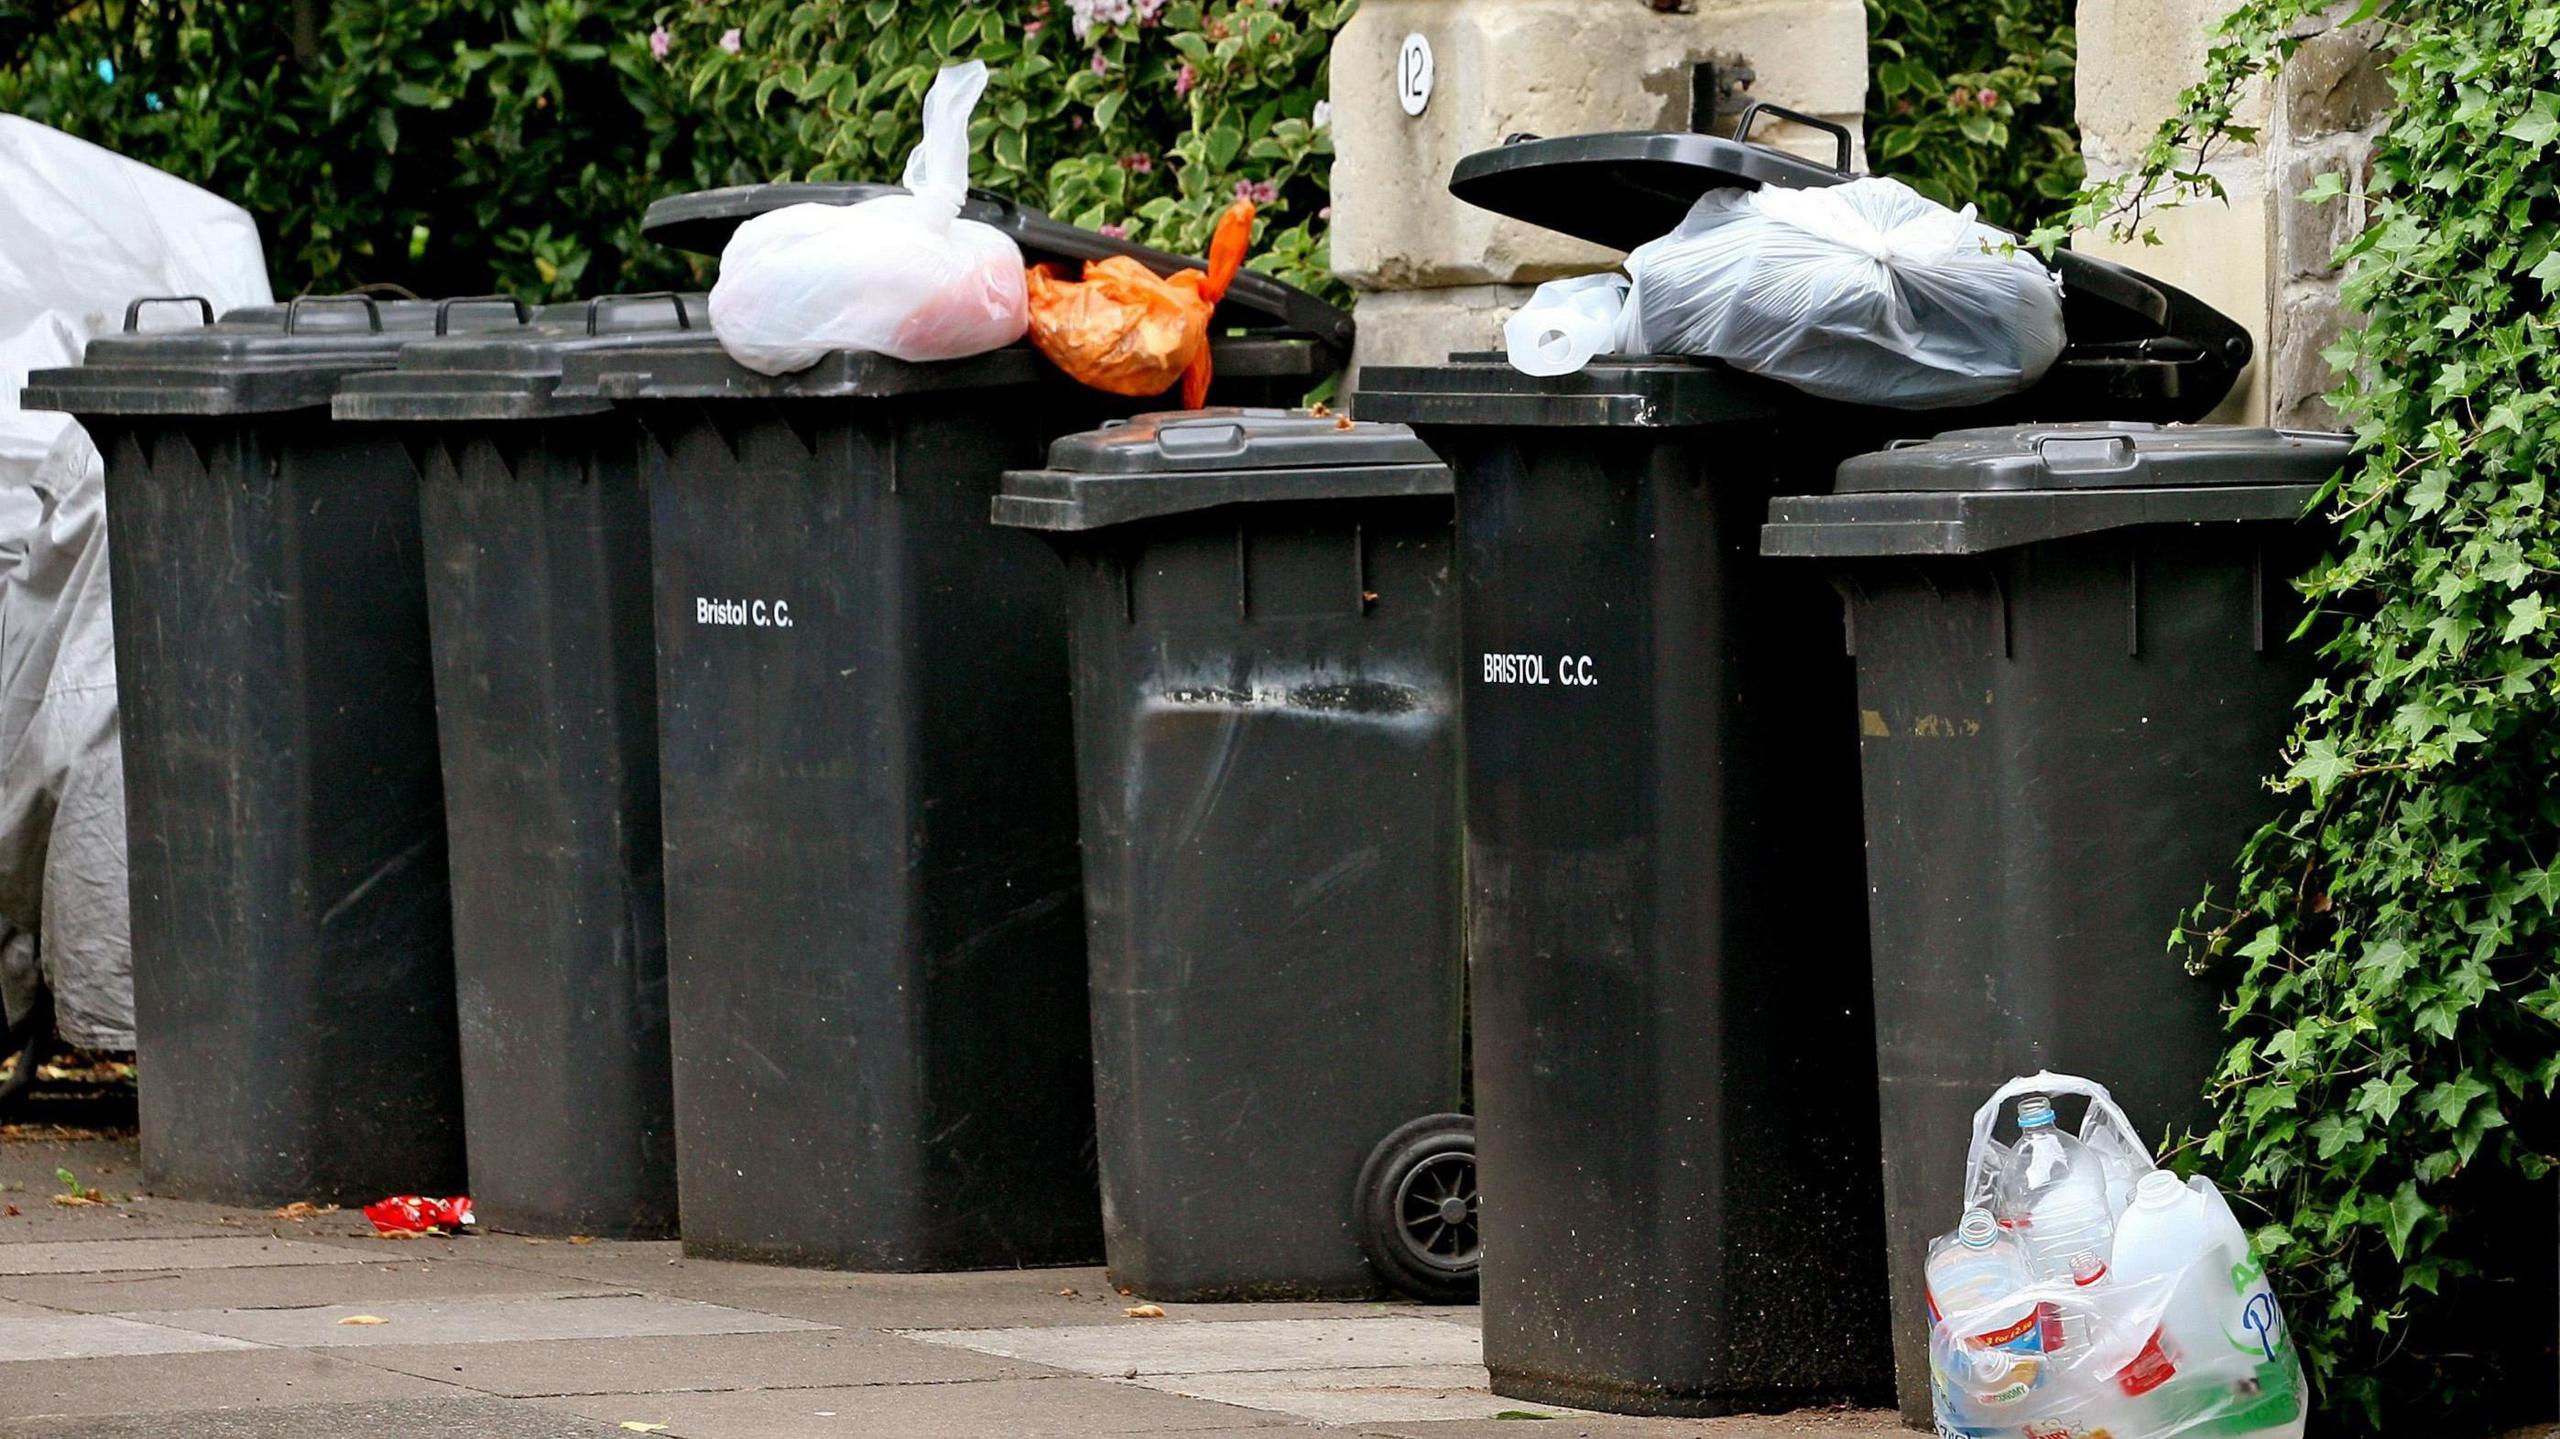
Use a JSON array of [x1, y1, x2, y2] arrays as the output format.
[[1863, 0, 2082, 231], [667, 0, 1350, 300]]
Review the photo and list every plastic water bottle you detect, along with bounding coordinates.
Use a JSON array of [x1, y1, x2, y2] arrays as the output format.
[[2110, 1171, 2280, 1389], [1993, 1095, 2115, 1284], [1927, 1206, 2045, 1428]]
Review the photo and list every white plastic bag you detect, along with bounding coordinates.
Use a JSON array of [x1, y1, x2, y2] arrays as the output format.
[[709, 61, 1029, 375], [1928, 1073, 2308, 1439], [1504, 273, 1629, 377], [1619, 175, 2065, 409]]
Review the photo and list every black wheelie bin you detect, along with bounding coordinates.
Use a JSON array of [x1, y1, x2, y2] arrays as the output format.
[[20, 295, 527, 1206], [555, 203, 1355, 1271], [1355, 116, 2255, 1416], [1760, 423, 2350, 1422], [996, 410, 1471, 1303], [330, 293, 705, 1238]]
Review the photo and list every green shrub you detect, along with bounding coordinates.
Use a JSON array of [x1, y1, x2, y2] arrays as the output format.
[[1864, 0, 2082, 230], [0, 0, 1348, 302]]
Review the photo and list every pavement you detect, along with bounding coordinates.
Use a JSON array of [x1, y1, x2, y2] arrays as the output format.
[[0, 1133, 1905, 1439]]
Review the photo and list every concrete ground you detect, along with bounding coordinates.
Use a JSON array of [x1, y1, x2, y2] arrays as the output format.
[[0, 1133, 1903, 1439]]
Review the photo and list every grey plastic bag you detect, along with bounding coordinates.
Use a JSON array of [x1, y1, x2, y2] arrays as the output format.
[[1620, 175, 2066, 409]]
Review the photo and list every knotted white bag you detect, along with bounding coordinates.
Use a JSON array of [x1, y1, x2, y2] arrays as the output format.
[[709, 61, 1029, 375], [1618, 174, 2066, 409]]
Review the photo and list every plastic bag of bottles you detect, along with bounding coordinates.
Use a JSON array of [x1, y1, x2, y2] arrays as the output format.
[[1926, 1072, 2307, 1439]]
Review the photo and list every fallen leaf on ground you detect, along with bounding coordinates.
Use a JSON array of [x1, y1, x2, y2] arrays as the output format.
[[1055, 1287, 1077, 1297], [2, 1205, 15, 1216], [618, 1424, 668, 1434], [1124, 1303, 1166, 1319], [567, 1234, 595, 1245], [51, 1192, 99, 1207], [336, 1315, 389, 1326], [272, 1201, 336, 1221], [370, 1229, 431, 1240]]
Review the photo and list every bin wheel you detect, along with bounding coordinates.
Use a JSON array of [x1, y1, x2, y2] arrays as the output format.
[[0, 999, 51, 1121], [1356, 1113, 1479, 1303]]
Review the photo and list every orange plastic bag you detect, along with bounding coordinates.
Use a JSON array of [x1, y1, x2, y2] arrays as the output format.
[[1027, 200, 1255, 409]]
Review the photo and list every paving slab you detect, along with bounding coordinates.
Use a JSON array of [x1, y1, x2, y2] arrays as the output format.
[[0, 1394, 634, 1439], [905, 1315, 1484, 1376], [133, 1291, 829, 1349], [0, 1253, 628, 1313], [0, 1348, 462, 1419], [1360, 1413, 1906, 1438], [536, 1375, 1291, 1437], [353, 1327, 1048, 1396], [695, 1268, 1412, 1332], [0, 1205, 240, 1241], [1145, 1362, 1523, 1425], [0, 1235, 370, 1274], [0, 1311, 261, 1362]]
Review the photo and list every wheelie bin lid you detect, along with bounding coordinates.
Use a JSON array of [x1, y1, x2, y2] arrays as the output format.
[[1361, 129, 2253, 427], [1759, 422, 2351, 557], [21, 294, 527, 418], [333, 293, 707, 422], [642, 182, 1355, 361], [992, 408, 1451, 532]]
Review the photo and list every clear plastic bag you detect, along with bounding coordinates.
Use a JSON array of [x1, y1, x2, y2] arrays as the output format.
[[1927, 1073, 2308, 1439], [1618, 175, 2066, 409], [1503, 273, 1630, 378], [708, 61, 1029, 375]]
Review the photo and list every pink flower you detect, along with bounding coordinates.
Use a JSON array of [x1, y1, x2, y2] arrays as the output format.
[[1099, 223, 1129, 239], [1976, 88, 1999, 107], [717, 27, 741, 53], [647, 25, 671, 59], [1317, 205, 1331, 221], [1948, 88, 1969, 109], [1311, 99, 1331, 129], [1135, 0, 1168, 21], [1091, 50, 1109, 77], [1173, 62, 1197, 98], [1026, 17, 1043, 32], [1233, 178, 1277, 205], [1117, 152, 1154, 173]]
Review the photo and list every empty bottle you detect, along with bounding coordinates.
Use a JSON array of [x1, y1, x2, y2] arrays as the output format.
[[2110, 1170, 2285, 1389], [1927, 1206, 2045, 1428], [1993, 1095, 2116, 1284]]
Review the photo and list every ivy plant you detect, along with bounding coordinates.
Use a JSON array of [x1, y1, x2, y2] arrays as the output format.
[[2040, 0, 2560, 1431]]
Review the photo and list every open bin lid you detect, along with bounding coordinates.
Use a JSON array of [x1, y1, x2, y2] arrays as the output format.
[[1445, 130, 2254, 419], [642, 183, 1355, 362], [333, 293, 705, 422], [19, 294, 522, 417], [1760, 423, 2350, 558], [994, 408, 1451, 532]]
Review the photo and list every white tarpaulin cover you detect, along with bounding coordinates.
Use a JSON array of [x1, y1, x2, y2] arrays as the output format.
[[0, 116, 272, 1048]]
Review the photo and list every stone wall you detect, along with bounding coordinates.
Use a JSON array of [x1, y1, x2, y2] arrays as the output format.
[[2075, 1, 2390, 427], [1327, 0, 1868, 380]]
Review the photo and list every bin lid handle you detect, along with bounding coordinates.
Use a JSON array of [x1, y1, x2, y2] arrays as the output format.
[[2034, 433, 2141, 474], [586, 291, 695, 336], [1730, 101, 1854, 175], [285, 293, 383, 334], [123, 296, 214, 332], [435, 294, 533, 336]]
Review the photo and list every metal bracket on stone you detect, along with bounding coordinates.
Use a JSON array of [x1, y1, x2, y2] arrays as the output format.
[[1689, 54, 1758, 134]]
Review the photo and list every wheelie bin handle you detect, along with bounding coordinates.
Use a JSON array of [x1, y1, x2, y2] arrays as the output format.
[[285, 293, 383, 333], [1729, 101, 1855, 175], [123, 296, 214, 332], [435, 295, 533, 336], [586, 292, 694, 336]]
